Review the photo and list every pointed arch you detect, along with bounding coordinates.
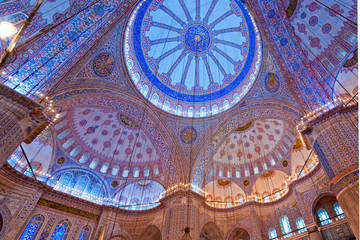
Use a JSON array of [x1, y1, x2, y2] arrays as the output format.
[[138, 225, 161, 240], [19, 214, 44, 240], [50, 219, 71, 240]]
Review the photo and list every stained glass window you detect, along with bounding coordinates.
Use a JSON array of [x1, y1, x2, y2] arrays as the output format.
[[279, 215, 292, 238], [275, 191, 281, 200], [237, 195, 243, 205], [153, 165, 159, 175], [253, 165, 259, 174], [143, 198, 151, 210], [62, 138, 75, 149], [50, 219, 71, 240], [24, 164, 39, 177], [122, 167, 129, 177], [89, 158, 99, 169], [76, 176, 89, 192], [70, 145, 81, 157], [111, 165, 119, 176], [236, 169, 241, 178], [144, 166, 150, 177], [334, 203, 345, 219], [57, 129, 70, 140], [264, 194, 270, 203], [78, 225, 91, 240], [219, 167, 223, 177], [61, 173, 72, 186], [296, 217, 306, 233], [318, 209, 331, 225], [226, 198, 232, 208], [268, 227, 277, 240], [79, 153, 90, 164], [54, 120, 68, 130], [19, 215, 44, 240], [133, 167, 140, 177], [244, 167, 250, 177], [100, 162, 109, 173], [131, 199, 138, 210], [262, 162, 268, 170]]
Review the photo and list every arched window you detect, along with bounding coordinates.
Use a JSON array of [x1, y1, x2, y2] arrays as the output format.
[[176, 105, 182, 115], [144, 166, 150, 177], [133, 167, 140, 177], [236, 169, 241, 178], [334, 203, 345, 219], [57, 129, 70, 140], [264, 194, 270, 203], [121, 167, 129, 177], [54, 120, 68, 130], [268, 227, 277, 240], [253, 165, 259, 174], [244, 167, 250, 177], [50, 219, 71, 240], [76, 176, 89, 192], [60, 173, 72, 186], [226, 198, 232, 208], [275, 191, 281, 200], [111, 165, 119, 176], [143, 198, 151, 210], [78, 225, 91, 240], [79, 153, 89, 164], [200, 107, 207, 117], [318, 208, 331, 225], [219, 167, 223, 177], [279, 215, 292, 237], [131, 199, 138, 210], [153, 165, 159, 175], [24, 164, 39, 177], [188, 107, 194, 117], [262, 161, 268, 170], [227, 169, 231, 178], [296, 217, 306, 233], [100, 162, 109, 173], [237, 195, 243, 205], [70, 145, 81, 157], [19, 215, 44, 240], [212, 105, 219, 114], [62, 138, 75, 149], [89, 158, 99, 169], [91, 184, 101, 198]]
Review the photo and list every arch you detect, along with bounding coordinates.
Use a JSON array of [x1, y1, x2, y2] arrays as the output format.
[[268, 227, 277, 240], [78, 225, 91, 240], [311, 193, 338, 225], [296, 217, 306, 233], [226, 227, 251, 240], [200, 222, 223, 240], [144, 166, 150, 177], [19, 215, 44, 240], [138, 225, 161, 240], [50, 219, 71, 240], [333, 202, 345, 219], [279, 215, 292, 237]]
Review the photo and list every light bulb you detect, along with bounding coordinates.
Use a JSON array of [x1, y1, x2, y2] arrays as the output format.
[[0, 22, 17, 38]]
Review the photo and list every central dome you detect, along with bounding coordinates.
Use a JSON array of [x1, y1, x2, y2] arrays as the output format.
[[125, 0, 262, 117]]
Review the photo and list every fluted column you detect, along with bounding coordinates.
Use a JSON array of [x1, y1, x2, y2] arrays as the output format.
[[302, 104, 358, 238], [0, 84, 49, 166]]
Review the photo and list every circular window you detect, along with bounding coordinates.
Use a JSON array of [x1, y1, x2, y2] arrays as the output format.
[[125, 0, 262, 117]]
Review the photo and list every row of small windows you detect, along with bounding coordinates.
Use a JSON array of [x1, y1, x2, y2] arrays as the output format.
[[149, 92, 237, 116], [89, 161, 160, 177], [19, 215, 91, 240], [268, 204, 345, 239], [209, 161, 273, 178]]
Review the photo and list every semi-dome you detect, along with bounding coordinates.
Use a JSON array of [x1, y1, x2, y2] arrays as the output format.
[[125, 0, 262, 117]]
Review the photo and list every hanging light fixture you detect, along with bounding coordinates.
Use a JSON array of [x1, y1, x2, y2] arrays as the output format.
[[0, 22, 17, 39], [181, 227, 192, 240]]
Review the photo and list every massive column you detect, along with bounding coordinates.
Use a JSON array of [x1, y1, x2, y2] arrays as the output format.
[[0, 84, 50, 166], [307, 225, 323, 240], [302, 104, 358, 238]]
